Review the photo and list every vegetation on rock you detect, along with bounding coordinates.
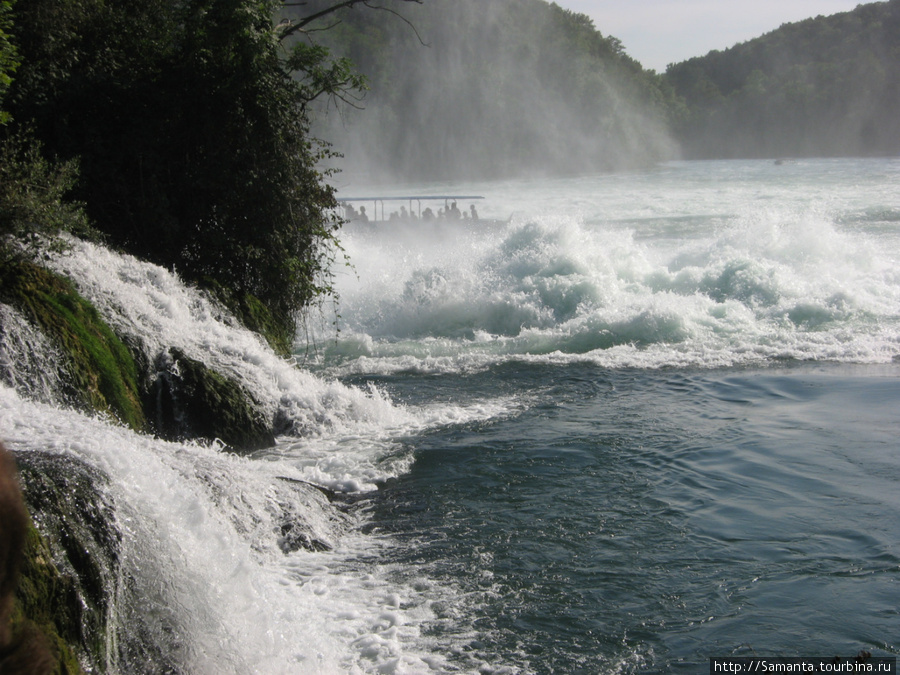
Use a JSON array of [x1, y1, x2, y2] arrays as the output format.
[[0, 0, 16, 127], [3, 0, 361, 344], [14, 451, 123, 674], [664, 0, 900, 158], [11, 523, 87, 674], [0, 261, 146, 431], [1, 0, 898, 669], [152, 347, 276, 453]]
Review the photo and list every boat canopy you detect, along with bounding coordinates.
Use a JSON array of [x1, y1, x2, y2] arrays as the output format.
[[338, 195, 484, 221]]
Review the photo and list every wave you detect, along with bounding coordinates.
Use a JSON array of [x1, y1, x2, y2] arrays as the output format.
[[318, 204, 900, 373]]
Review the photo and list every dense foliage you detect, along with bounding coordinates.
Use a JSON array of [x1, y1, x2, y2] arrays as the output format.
[[298, 0, 680, 180], [665, 0, 900, 158], [0, 0, 16, 126], [0, 136, 95, 264], [2, 0, 359, 346]]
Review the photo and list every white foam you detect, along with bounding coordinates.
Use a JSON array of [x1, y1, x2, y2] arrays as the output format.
[[322, 176, 900, 373], [48, 238, 412, 439], [0, 304, 67, 404], [0, 384, 471, 673]]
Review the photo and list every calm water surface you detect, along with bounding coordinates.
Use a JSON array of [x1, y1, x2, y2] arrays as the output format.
[[343, 363, 900, 672]]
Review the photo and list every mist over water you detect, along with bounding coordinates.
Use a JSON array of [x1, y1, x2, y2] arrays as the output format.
[[2, 158, 899, 673], [314, 158, 900, 673], [306, 0, 675, 183]]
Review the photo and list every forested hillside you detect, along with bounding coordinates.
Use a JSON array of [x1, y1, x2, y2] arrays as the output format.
[[293, 0, 679, 181], [665, 0, 900, 159]]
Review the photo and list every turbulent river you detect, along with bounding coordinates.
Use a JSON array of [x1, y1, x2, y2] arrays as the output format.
[[2, 158, 899, 673]]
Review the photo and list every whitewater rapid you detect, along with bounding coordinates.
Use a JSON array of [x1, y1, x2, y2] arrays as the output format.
[[323, 161, 900, 374], [1, 157, 898, 674]]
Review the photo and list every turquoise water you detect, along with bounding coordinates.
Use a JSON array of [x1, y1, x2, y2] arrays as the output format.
[[350, 363, 900, 672]]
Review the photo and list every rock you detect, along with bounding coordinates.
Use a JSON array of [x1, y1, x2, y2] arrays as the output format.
[[14, 451, 119, 672], [149, 347, 276, 452], [0, 261, 146, 431]]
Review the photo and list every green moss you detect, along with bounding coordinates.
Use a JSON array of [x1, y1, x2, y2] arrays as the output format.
[[200, 277, 293, 357], [10, 522, 86, 675], [154, 347, 276, 452], [14, 452, 117, 671], [0, 260, 146, 430], [237, 292, 293, 357]]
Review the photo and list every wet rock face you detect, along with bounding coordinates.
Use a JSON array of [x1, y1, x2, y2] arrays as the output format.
[[149, 347, 276, 453], [0, 262, 147, 432], [13, 451, 119, 671], [13, 450, 191, 674], [1, 261, 278, 455]]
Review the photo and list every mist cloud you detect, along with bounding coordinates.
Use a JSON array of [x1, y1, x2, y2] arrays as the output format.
[[303, 0, 676, 183]]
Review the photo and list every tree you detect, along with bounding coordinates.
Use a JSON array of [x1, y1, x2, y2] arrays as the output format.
[[0, 0, 17, 125], [4, 0, 419, 350], [299, 0, 679, 181], [664, 0, 900, 158]]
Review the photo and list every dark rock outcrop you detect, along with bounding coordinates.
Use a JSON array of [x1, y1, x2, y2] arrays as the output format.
[[2, 444, 86, 674], [149, 347, 276, 452], [14, 451, 120, 673]]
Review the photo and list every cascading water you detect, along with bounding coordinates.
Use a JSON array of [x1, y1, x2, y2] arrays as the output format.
[[0, 304, 67, 404], [325, 214, 895, 373], [320, 161, 900, 376], [0, 238, 503, 673]]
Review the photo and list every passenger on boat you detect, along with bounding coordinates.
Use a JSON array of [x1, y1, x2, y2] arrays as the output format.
[[469, 204, 479, 222]]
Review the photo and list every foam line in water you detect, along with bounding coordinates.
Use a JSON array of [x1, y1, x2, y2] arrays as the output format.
[[262, 393, 527, 492]]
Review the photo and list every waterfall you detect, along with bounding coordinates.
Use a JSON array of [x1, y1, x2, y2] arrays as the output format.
[[0, 239, 463, 673]]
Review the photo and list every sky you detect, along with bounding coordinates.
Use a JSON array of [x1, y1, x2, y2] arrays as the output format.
[[559, 0, 868, 72]]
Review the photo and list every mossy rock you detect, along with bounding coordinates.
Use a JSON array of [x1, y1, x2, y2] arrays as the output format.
[[14, 452, 120, 673], [235, 291, 293, 358], [9, 523, 87, 675], [0, 260, 146, 431], [199, 278, 293, 357], [151, 347, 276, 452]]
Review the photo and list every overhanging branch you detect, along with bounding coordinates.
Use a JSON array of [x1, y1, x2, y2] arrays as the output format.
[[277, 0, 424, 43]]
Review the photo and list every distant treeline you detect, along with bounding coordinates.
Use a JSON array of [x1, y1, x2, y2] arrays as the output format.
[[664, 0, 900, 159], [301, 0, 900, 173], [296, 0, 679, 181]]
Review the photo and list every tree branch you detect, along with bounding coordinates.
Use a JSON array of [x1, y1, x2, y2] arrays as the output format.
[[277, 0, 424, 43]]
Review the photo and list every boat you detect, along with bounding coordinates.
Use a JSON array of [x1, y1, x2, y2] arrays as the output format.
[[337, 195, 501, 226]]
